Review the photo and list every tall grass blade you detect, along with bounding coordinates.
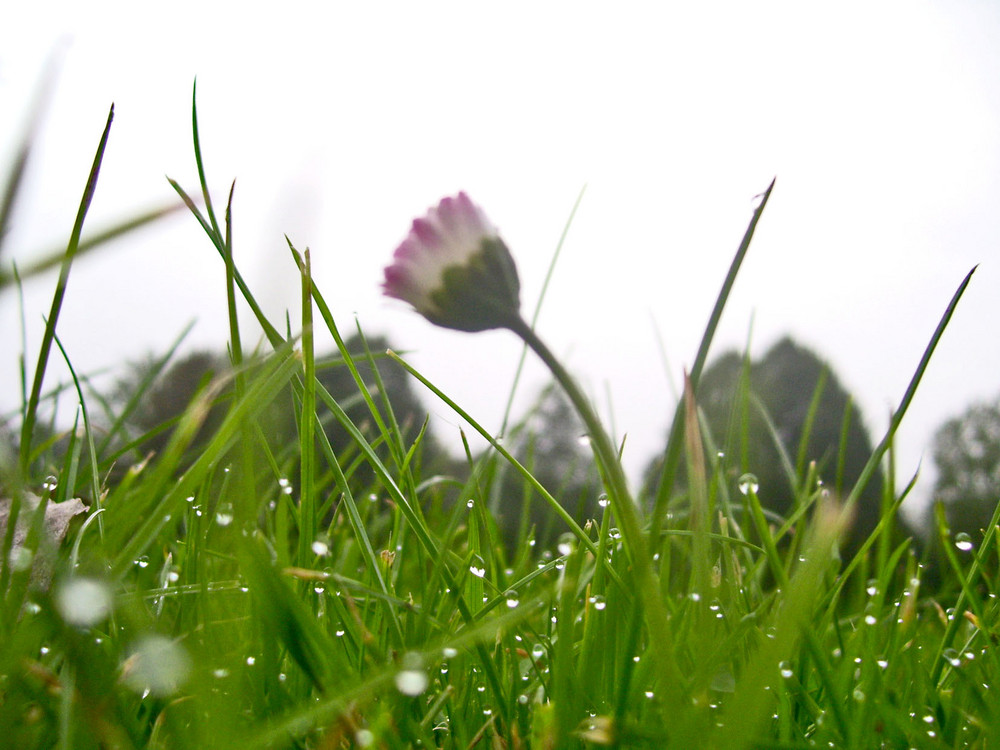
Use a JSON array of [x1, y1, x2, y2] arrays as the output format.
[[19, 104, 114, 476], [652, 179, 775, 529]]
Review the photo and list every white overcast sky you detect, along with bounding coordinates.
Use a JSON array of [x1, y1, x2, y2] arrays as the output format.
[[2, 2, 999, 516]]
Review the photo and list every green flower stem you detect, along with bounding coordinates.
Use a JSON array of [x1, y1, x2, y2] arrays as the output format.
[[505, 314, 683, 700]]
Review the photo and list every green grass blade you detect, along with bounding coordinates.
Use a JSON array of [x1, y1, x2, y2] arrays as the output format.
[[19, 104, 114, 476], [652, 179, 775, 530]]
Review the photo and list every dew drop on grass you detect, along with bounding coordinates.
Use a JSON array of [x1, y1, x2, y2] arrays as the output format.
[[42, 475, 58, 492], [737, 473, 759, 496], [505, 590, 520, 608], [577, 434, 591, 447], [56, 577, 113, 627], [943, 648, 962, 667], [954, 533, 974, 552], [355, 729, 375, 747], [215, 503, 234, 527], [469, 563, 486, 578], [531, 644, 545, 660], [597, 493, 610, 508], [466, 498, 475, 509], [557, 534, 575, 556], [246, 656, 256, 666], [442, 647, 458, 659], [779, 661, 794, 679], [134, 556, 150, 569], [10, 546, 33, 572], [589, 594, 607, 611], [395, 653, 428, 696], [864, 614, 877, 626], [123, 635, 191, 697], [311, 538, 330, 556], [866, 580, 879, 597]]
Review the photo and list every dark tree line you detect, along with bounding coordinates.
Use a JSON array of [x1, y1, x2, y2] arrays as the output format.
[[926, 396, 1000, 545], [645, 337, 901, 558], [12, 329, 997, 571]]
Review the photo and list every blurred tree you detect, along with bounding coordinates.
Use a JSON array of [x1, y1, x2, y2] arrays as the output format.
[[928, 396, 1000, 537], [485, 383, 602, 553], [108, 334, 452, 491], [647, 336, 891, 556]]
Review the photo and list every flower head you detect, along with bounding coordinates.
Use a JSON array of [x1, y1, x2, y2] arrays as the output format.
[[382, 192, 521, 332]]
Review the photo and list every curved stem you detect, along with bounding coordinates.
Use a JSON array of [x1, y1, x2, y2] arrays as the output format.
[[505, 315, 683, 699]]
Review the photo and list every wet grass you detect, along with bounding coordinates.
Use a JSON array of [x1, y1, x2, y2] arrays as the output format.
[[1, 88, 997, 749]]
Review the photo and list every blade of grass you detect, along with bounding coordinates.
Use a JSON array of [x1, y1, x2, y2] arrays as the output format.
[[826, 266, 977, 612], [19, 104, 114, 476], [0, 50, 61, 263], [652, 179, 775, 531]]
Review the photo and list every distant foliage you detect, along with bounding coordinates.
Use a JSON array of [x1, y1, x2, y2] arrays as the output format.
[[930, 396, 1000, 536], [486, 384, 602, 550], [653, 336, 891, 554], [109, 334, 452, 491]]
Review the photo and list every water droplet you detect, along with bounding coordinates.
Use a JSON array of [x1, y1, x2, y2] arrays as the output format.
[[737, 473, 759, 495], [469, 564, 485, 578], [577, 434, 591, 447], [42, 475, 58, 492], [608, 528, 622, 541], [505, 590, 520, 608], [215, 503, 234, 527], [134, 556, 150, 569], [955, 533, 974, 552], [557, 533, 575, 556], [531, 644, 545, 660], [246, 656, 256, 666], [56, 577, 113, 627], [866, 580, 879, 597], [123, 636, 191, 697], [589, 594, 607, 611], [442, 647, 458, 659], [10, 546, 33, 572], [213, 668, 229, 679], [356, 729, 375, 747], [943, 648, 962, 667], [311, 538, 330, 556], [864, 614, 877, 626], [779, 661, 794, 679], [395, 653, 427, 696], [597, 493, 609, 508]]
